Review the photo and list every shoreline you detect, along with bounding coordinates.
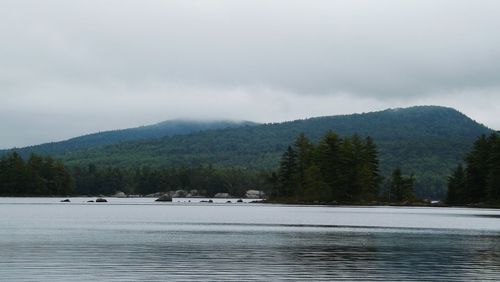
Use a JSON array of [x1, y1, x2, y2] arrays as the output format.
[[1, 196, 499, 209]]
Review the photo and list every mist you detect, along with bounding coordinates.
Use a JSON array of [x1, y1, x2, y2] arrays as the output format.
[[1, 0, 500, 148]]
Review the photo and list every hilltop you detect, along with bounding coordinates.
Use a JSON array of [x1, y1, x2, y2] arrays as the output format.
[[3, 106, 492, 199]]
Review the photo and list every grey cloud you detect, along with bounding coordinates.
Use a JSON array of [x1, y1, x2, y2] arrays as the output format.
[[2, 0, 500, 95], [1, 0, 499, 147]]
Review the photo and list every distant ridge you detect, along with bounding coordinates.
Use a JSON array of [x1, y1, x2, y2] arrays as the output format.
[[2, 106, 493, 199], [1, 119, 257, 157]]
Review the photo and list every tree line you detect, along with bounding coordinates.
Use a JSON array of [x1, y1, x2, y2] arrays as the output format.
[[17, 106, 483, 200], [447, 133, 500, 205], [271, 132, 416, 203], [0, 151, 269, 197], [0, 152, 73, 196], [71, 165, 269, 197], [1, 132, 418, 202]]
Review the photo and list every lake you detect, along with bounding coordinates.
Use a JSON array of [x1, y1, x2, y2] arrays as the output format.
[[1, 198, 499, 281]]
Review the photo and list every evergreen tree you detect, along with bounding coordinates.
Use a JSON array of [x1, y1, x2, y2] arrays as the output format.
[[388, 168, 415, 202], [302, 165, 330, 202], [338, 136, 355, 200], [316, 132, 343, 201], [446, 133, 500, 205], [0, 152, 73, 196], [486, 138, 500, 202], [294, 133, 314, 193], [465, 135, 494, 202], [0, 152, 28, 195], [277, 146, 299, 197], [362, 136, 381, 200], [447, 164, 466, 205], [271, 132, 383, 203]]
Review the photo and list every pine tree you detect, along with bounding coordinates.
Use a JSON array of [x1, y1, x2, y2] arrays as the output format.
[[270, 132, 385, 203], [338, 136, 355, 201], [447, 164, 466, 205], [362, 136, 381, 199], [26, 154, 46, 195], [388, 168, 415, 202], [465, 135, 494, 202], [486, 137, 500, 202], [294, 133, 314, 194], [0, 152, 73, 196], [2, 152, 29, 195], [277, 146, 299, 198], [316, 132, 343, 200], [302, 165, 330, 202]]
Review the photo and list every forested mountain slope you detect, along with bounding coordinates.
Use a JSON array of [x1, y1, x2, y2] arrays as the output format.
[[1, 120, 256, 157], [53, 106, 492, 199]]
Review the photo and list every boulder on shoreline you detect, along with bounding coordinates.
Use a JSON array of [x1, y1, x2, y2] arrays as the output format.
[[145, 192, 164, 198], [173, 190, 187, 198], [155, 195, 172, 202], [113, 191, 127, 198], [214, 193, 231, 198], [245, 190, 266, 199]]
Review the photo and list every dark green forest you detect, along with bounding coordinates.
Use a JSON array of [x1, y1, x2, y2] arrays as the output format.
[[1, 106, 492, 199], [71, 165, 269, 197], [1, 132, 417, 205], [56, 106, 491, 199], [1, 120, 254, 157], [2, 130, 497, 206], [0, 153, 72, 196], [0, 152, 269, 197], [272, 133, 415, 203], [447, 133, 500, 205]]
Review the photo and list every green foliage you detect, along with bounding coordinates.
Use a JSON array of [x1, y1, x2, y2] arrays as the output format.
[[276, 146, 299, 198], [3, 106, 492, 199], [447, 164, 466, 205], [447, 133, 500, 204], [2, 120, 255, 157], [273, 132, 382, 203], [487, 139, 500, 200], [70, 164, 271, 197], [385, 168, 416, 202], [0, 152, 73, 196]]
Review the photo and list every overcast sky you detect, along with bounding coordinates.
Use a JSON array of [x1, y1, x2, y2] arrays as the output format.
[[1, 0, 500, 148]]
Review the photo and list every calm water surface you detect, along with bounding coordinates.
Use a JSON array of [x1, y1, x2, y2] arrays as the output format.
[[1, 197, 500, 281]]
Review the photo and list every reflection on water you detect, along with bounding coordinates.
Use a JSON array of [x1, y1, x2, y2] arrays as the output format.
[[1, 198, 500, 281]]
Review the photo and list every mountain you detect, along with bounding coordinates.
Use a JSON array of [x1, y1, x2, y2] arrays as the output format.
[[5, 106, 493, 199], [1, 119, 257, 157]]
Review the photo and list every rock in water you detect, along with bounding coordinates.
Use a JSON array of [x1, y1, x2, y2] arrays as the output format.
[[60, 199, 71, 203], [155, 195, 172, 202], [237, 199, 244, 203], [95, 198, 108, 203]]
